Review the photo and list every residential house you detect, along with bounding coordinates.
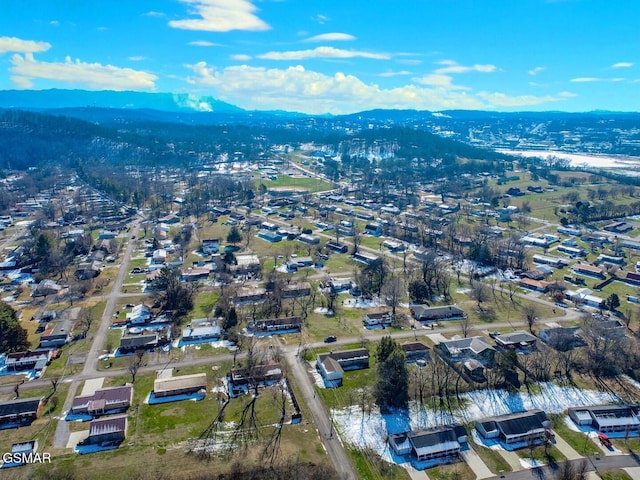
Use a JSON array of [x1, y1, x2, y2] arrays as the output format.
[[118, 334, 159, 354], [152, 249, 167, 265], [364, 223, 383, 237], [389, 424, 467, 463], [383, 240, 405, 252], [5, 350, 51, 373], [572, 263, 605, 279], [494, 331, 537, 350], [532, 254, 569, 269], [282, 282, 311, 298], [316, 349, 371, 387], [234, 287, 267, 305], [74, 261, 102, 280], [71, 385, 133, 417], [31, 280, 62, 297], [475, 410, 551, 447], [153, 373, 207, 398], [518, 278, 549, 292], [228, 362, 283, 394], [463, 359, 486, 381], [411, 305, 465, 323], [538, 327, 585, 351], [0, 397, 44, 427], [604, 222, 633, 234], [40, 319, 74, 349], [246, 316, 302, 336], [84, 415, 127, 446], [352, 251, 380, 265], [180, 267, 211, 282], [232, 254, 261, 275], [329, 278, 352, 293], [3, 440, 39, 467], [557, 245, 587, 257], [438, 336, 495, 365], [568, 405, 640, 434], [326, 241, 348, 254], [363, 311, 392, 328], [565, 288, 605, 309], [258, 230, 283, 243], [126, 304, 151, 325], [181, 318, 221, 343], [595, 254, 625, 267], [286, 257, 314, 271], [401, 342, 431, 363], [201, 238, 220, 255], [297, 233, 320, 245]]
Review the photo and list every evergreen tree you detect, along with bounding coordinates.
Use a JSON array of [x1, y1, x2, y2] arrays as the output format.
[[374, 336, 409, 412], [0, 301, 29, 353], [226, 226, 243, 245]]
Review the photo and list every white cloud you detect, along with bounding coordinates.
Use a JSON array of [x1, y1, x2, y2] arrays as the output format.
[[435, 59, 496, 74], [188, 40, 221, 47], [528, 66, 546, 75], [128, 56, 147, 61], [143, 11, 165, 17], [258, 46, 390, 61], [230, 54, 252, 61], [313, 14, 328, 24], [304, 33, 356, 42], [397, 59, 422, 66], [10, 53, 157, 91], [169, 0, 270, 32], [413, 73, 470, 90], [0, 36, 51, 55], [571, 77, 625, 82], [476, 91, 568, 107], [185, 62, 568, 114], [49, 20, 59, 27], [612, 62, 633, 68], [378, 70, 411, 78]]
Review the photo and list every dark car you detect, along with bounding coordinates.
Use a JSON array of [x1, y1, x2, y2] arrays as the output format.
[[324, 335, 337, 343]]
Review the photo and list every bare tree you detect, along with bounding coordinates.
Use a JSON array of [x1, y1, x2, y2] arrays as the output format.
[[521, 303, 539, 333], [128, 350, 145, 383], [469, 281, 489, 311], [381, 274, 405, 316], [459, 315, 472, 338], [77, 307, 95, 339]]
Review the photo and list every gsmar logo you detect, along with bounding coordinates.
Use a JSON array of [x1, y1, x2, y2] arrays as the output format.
[[2, 452, 52, 464]]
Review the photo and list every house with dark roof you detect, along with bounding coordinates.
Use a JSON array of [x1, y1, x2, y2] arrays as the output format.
[[401, 342, 431, 363], [5, 350, 51, 373], [438, 336, 495, 365], [39, 319, 74, 349], [84, 415, 127, 446], [234, 287, 267, 305], [71, 385, 133, 417], [316, 349, 370, 387], [389, 424, 467, 463], [494, 331, 537, 350], [228, 362, 283, 395], [475, 410, 551, 447], [568, 405, 640, 434], [363, 311, 392, 328], [0, 397, 44, 427], [352, 251, 380, 265], [246, 316, 302, 336], [118, 334, 159, 354], [411, 305, 465, 323]]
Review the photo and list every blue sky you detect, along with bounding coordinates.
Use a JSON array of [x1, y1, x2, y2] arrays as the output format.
[[0, 0, 638, 114]]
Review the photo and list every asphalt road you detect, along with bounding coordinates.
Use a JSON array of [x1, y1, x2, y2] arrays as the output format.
[[486, 453, 640, 480]]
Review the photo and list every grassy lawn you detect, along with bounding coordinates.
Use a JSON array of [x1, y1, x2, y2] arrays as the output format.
[[427, 459, 476, 480], [467, 436, 512, 474], [255, 175, 333, 194], [549, 413, 590, 453], [515, 443, 565, 463], [348, 447, 410, 480]]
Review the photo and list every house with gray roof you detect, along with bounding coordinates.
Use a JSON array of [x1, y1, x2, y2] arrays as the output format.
[[475, 410, 551, 448], [389, 424, 467, 464], [411, 305, 465, 323], [568, 405, 640, 434], [438, 336, 495, 365]]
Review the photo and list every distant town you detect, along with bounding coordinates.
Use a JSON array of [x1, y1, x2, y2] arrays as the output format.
[[2, 100, 640, 480]]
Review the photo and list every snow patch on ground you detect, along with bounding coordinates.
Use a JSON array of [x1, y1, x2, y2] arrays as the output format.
[[333, 382, 622, 460], [520, 458, 546, 469]]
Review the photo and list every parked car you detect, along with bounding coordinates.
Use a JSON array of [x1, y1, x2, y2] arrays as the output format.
[[598, 433, 612, 448], [324, 335, 337, 343]]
